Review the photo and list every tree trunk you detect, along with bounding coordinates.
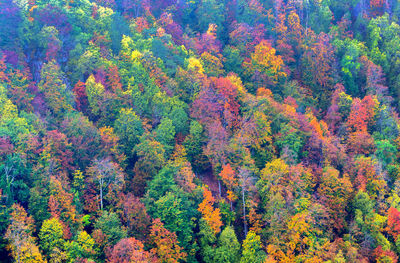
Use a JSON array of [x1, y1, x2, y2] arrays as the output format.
[[100, 179, 104, 211], [242, 187, 247, 236], [218, 180, 222, 198]]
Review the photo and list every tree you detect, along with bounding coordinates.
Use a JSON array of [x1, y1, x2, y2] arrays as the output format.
[[61, 112, 102, 170], [387, 207, 400, 241], [48, 177, 78, 239], [41, 130, 74, 174], [73, 81, 88, 112], [375, 140, 397, 167], [99, 126, 126, 164], [239, 167, 256, 237], [39, 217, 65, 259], [120, 194, 151, 240], [318, 167, 353, 232], [94, 211, 127, 249], [196, 0, 225, 36], [114, 108, 143, 158], [301, 32, 335, 108], [2, 63, 34, 113], [172, 146, 197, 193], [5, 204, 45, 263], [198, 187, 223, 235], [149, 218, 187, 263], [168, 106, 189, 135], [132, 138, 165, 196], [240, 231, 266, 263], [38, 60, 73, 118], [243, 40, 286, 92], [65, 231, 97, 261], [183, 121, 209, 172], [38, 26, 61, 61], [214, 226, 240, 263], [155, 117, 176, 156], [219, 163, 238, 208], [0, 153, 30, 206], [86, 159, 124, 210], [108, 237, 156, 263], [370, 0, 386, 16], [85, 75, 105, 118], [347, 96, 377, 133], [143, 164, 197, 254], [201, 52, 225, 77]]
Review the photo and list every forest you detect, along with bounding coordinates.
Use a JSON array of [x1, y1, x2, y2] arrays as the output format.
[[1, 0, 400, 262]]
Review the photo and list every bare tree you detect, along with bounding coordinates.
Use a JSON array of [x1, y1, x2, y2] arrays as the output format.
[[238, 167, 255, 236], [87, 159, 124, 210]]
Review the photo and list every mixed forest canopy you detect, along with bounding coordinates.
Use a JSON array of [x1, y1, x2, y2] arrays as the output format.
[[2, 0, 400, 262]]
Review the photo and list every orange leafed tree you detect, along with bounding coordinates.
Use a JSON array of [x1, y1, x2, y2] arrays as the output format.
[[150, 218, 187, 263], [48, 176, 78, 239], [220, 163, 238, 205], [347, 96, 377, 133], [198, 187, 223, 234], [318, 167, 353, 232]]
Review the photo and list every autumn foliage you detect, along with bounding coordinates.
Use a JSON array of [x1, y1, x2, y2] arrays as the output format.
[[2, 0, 400, 262]]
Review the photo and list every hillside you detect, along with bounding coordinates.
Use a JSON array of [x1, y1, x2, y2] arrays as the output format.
[[1, 0, 400, 262]]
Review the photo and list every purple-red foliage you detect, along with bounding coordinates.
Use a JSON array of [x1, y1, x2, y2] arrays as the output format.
[[38, 5, 71, 35]]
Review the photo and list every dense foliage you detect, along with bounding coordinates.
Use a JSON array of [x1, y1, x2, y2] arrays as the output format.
[[1, 0, 400, 262]]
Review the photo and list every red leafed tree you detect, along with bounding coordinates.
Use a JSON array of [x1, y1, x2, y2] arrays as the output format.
[[364, 58, 390, 101], [193, 24, 221, 55], [303, 33, 335, 93], [229, 23, 251, 48], [106, 65, 123, 92], [347, 131, 375, 156], [370, 0, 386, 16], [149, 218, 187, 263], [387, 207, 400, 241], [204, 119, 229, 173], [373, 246, 398, 263], [73, 81, 88, 112], [212, 77, 241, 130], [41, 130, 74, 173], [191, 84, 223, 126], [108, 237, 157, 263], [325, 84, 346, 133], [0, 54, 8, 82], [198, 187, 223, 234], [0, 137, 14, 158], [120, 193, 151, 240], [347, 96, 377, 133], [46, 35, 61, 61], [37, 5, 71, 34]]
